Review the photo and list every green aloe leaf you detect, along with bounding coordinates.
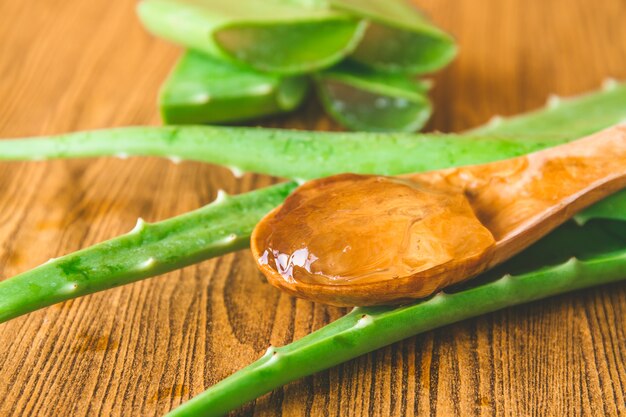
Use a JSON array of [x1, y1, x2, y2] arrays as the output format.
[[136, 0, 367, 74], [165, 218, 626, 417], [5, 82, 620, 178], [315, 62, 432, 131], [0, 182, 297, 323], [0, 126, 623, 222], [160, 51, 309, 124], [2, 82, 624, 178], [0, 128, 562, 177], [472, 81, 626, 136], [331, 0, 457, 74]]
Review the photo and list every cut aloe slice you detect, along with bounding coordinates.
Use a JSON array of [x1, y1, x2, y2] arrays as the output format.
[[137, 0, 367, 75], [316, 62, 432, 131], [160, 51, 309, 124], [331, 0, 457, 74]]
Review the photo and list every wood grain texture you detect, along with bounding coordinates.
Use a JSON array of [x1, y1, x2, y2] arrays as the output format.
[[0, 0, 625, 416]]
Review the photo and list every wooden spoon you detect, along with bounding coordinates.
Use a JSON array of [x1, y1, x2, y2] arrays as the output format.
[[251, 124, 626, 306]]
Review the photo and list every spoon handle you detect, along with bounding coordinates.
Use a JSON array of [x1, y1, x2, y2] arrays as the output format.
[[412, 124, 626, 264]]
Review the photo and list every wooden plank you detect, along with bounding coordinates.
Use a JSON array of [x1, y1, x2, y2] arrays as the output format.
[[0, 0, 625, 415]]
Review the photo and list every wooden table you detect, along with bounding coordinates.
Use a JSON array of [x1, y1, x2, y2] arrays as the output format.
[[1, 0, 625, 415]]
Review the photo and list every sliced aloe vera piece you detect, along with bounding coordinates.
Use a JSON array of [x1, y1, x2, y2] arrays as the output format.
[[137, 0, 366, 75], [331, 0, 457, 74], [160, 51, 309, 124], [315, 62, 432, 131]]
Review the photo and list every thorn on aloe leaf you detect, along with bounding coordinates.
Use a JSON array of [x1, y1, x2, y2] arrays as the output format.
[[168, 156, 183, 164], [495, 274, 514, 286], [429, 291, 448, 303], [227, 166, 245, 178], [354, 314, 374, 328], [190, 92, 211, 104], [264, 351, 282, 366], [263, 345, 276, 358], [261, 346, 282, 367], [602, 78, 618, 91], [214, 189, 230, 204], [116, 152, 130, 160], [349, 306, 361, 314], [130, 218, 147, 234], [487, 115, 504, 128], [138, 257, 156, 270], [219, 234, 238, 245], [546, 94, 562, 109], [60, 282, 80, 295]]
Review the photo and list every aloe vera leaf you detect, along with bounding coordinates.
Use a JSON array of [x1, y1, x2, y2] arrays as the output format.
[[136, 0, 366, 75], [0, 182, 296, 323], [3, 82, 624, 180], [472, 81, 626, 136], [0, 83, 624, 323], [0, 128, 567, 178], [160, 51, 309, 124], [315, 62, 433, 131], [330, 0, 457, 74], [165, 218, 626, 417]]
